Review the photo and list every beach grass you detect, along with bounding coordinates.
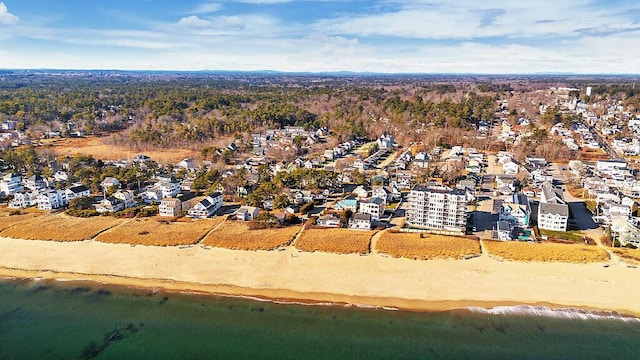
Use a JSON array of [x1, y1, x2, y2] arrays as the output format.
[[0, 208, 44, 231], [375, 231, 481, 260], [1, 213, 126, 241], [202, 221, 302, 250], [295, 228, 375, 254], [95, 216, 225, 246], [612, 248, 640, 265], [483, 240, 609, 263]]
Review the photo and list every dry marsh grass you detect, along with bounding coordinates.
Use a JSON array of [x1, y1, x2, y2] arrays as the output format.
[[612, 248, 640, 265], [203, 221, 301, 250], [376, 232, 481, 260], [48, 136, 201, 163], [483, 240, 609, 263], [0, 210, 44, 231], [95, 216, 224, 246], [1, 213, 126, 241], [295, 228, 375, 254]]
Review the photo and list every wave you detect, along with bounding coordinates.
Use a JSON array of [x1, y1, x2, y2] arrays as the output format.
[[466, 305, 640, 322]]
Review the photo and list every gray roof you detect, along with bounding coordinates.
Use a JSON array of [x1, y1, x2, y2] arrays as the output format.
[[412, 185, 465, 196], [352, 213, 372, 221], [541, 182, 564, 204], [497, 220, 512, 232], [539, 202, 569, 217]]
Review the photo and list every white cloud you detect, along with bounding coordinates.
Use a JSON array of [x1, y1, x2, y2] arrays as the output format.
[[177, 15, 212, 28], [192, 2, 223, 14], [0, 2, 19, 25]]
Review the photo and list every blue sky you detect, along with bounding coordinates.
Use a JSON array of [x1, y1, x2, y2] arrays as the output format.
[[1, 0, 639, 73]]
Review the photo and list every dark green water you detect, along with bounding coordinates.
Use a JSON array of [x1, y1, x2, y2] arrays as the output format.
[[1, 278, 639, 360]]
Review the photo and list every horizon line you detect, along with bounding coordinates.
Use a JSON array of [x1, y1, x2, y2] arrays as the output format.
[[2, 68, 640, 77]]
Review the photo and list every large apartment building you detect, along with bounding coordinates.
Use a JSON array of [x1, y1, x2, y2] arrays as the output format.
[[407, 185, 467, 234]]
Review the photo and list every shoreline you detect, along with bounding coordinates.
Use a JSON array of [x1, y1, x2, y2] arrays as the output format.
[[1, 236, 640, 318], [2, 266, 633, 318]]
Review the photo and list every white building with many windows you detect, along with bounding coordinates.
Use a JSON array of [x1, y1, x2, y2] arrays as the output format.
[[537, 182, 569, 231], [407, 185, 467, 234]]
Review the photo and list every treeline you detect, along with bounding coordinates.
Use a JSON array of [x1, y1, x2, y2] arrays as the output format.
[[0, 74, 525, 148]]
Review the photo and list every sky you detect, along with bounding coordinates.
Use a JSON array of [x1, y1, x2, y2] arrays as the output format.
[[0, 0, 639, 73]]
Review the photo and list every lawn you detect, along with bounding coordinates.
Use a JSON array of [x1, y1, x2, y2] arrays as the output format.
[[202, 221, 302, 251], [1, 213, 126, 241], [95, 216, 225, 246], [539, 229, 584, 242], [295, 228, 375, 254], [375, 231, 481, 260], [483, 240, 609, 263]]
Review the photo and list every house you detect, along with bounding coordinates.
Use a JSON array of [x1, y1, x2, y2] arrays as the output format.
[[359, 197, 385, 222], [237, 206, 260, 221], [0, 173, 23, 196], [496, 220, 513, 241], [376, 133, 395, 150], [596, 160, 627, 173], [334, 197, 358, 212], [100, 177, 120, 191], [65, 185, 90, 202], [54, 171, 69, 182], [95, 197, 125, 213], [140, 189, 163, 204], [502, 161, 520, 176], [160, 198, 182, 217], [177, 158, 197, 170], [156, 177, 181, 198], [8, 190, 37, 208], [538, 182, 569, 231], [349, 213, 372, 230], [540, 181, 564, 204], [316, 213, 342, 228], [114, 189, 137, 208], [36, 190, 66, 210], [538, 203, 569, 231], [24, 174, 45, 191], [499, 193, 531, 228], [132, 154, 151, 164], [352, 185, 370, 199], [188, 192, 223, 218], [284, 205, 300, 215]]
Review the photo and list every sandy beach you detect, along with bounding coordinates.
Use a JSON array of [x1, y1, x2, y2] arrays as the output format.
[[1, 236, 639, 316]]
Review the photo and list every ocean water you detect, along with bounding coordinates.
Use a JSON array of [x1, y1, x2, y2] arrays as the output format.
[[1, 278, 639, 360]]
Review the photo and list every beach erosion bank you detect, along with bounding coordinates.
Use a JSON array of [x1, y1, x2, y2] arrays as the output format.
[[1, 236, 639, 317]]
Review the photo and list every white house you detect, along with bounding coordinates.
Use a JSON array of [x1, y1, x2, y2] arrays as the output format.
[[188, 192, 223, 218], [100, 177, 120, 191], [95, 197, 125, 213], [538, 182, 569, 231], [156, 177, 181, 198], [316, 213, 342, 227], [358, 197, 385, 222], [349, 213, 372, 230], [65, 185, 90, 202], [24, 175, 45, 191], [502, 161, 520, 175], [159, 198, 183, 217], [177, 158, 197, 170], [0, 173, 23, 196], [237, 206, 259, 221], [114, 189, 137, 208], [8, 190, 37, 208], [496, 220, 513, 241], [36, 190, 66, 210]]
